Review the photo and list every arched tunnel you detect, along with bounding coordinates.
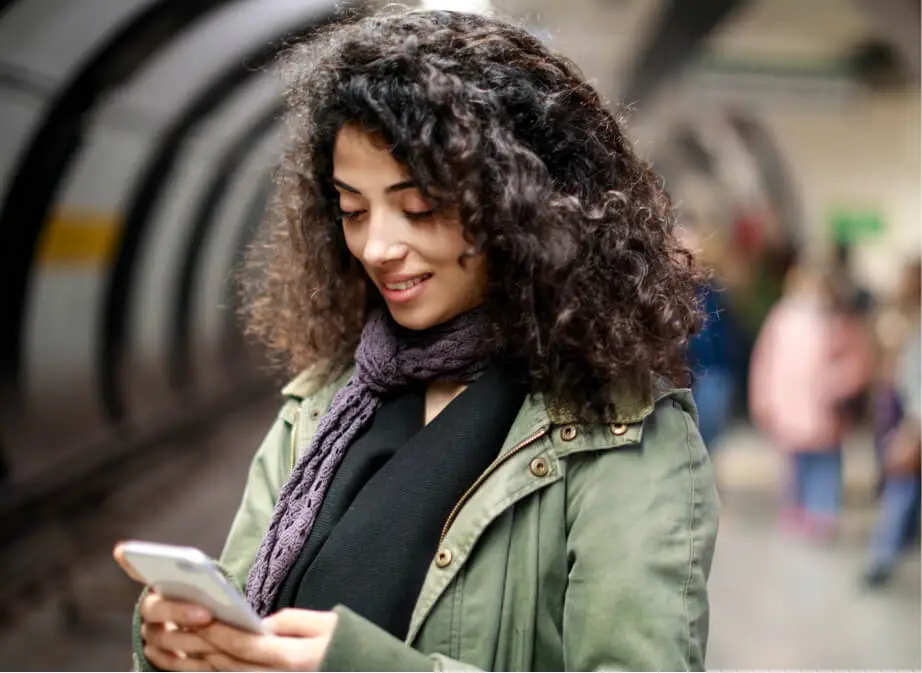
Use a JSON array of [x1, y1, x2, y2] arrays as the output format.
[[0, 0, 351, 478], [0, 0, 918, 669]]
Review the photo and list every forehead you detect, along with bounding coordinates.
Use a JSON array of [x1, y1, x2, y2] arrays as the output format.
[[333, 125, 408, 179]]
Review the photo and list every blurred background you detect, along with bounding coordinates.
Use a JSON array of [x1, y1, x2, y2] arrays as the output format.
[[0, 0, 918, 669]]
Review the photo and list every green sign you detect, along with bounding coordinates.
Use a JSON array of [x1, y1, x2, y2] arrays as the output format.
[[830, 208, 884, 244]]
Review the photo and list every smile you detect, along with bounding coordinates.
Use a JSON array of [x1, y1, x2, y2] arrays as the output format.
[[379, 274, 433, 303], [383, 274, 431, 291]]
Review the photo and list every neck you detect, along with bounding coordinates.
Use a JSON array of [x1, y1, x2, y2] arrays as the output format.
[[424, 381, 468, 425]]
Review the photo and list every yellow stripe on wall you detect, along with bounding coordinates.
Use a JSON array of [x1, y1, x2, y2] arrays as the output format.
[[38, 208, 121, 268]]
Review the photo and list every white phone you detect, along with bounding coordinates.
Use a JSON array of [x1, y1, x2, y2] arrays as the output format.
[[120, 540, 266, 633]]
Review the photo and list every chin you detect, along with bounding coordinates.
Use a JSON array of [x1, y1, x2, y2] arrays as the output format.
[[387, 305, 444, 331], [388, 298, 479, 331]]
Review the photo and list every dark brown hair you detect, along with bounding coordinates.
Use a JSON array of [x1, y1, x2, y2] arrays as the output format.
[[240, 8, 706, 418]]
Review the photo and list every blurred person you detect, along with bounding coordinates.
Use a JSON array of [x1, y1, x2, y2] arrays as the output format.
[[689, 285, 739, 452], [680, 223, 742, 454], [727, 234, 798, 418], [114, 10, 719, 672], [749, 263, 874, 540], [864, 259, 921, 587]]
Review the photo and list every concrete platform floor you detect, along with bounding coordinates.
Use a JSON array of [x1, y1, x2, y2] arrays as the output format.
[[0, 410, 918, 671]]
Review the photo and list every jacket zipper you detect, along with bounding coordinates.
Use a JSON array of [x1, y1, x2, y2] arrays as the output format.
[[438, 426, 549, 545]]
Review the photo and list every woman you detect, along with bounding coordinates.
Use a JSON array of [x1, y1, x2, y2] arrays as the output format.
[[117, 9, 719, 671], [749, 263, 873, 540]]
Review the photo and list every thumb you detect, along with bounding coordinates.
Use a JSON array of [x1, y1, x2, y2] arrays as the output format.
[[263, 609, 338, 637]]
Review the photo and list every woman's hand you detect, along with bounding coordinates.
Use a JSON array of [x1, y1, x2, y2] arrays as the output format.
[[113, 543, 220, 672], [138, 593, 220, 671], [198, 608, 338, 672]]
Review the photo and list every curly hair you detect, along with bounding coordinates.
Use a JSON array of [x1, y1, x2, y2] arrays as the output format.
[[240, 8, 707, 418]]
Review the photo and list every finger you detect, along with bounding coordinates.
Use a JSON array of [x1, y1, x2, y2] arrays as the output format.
[[144, 644, 214, 672], [140, 622, 157, 646], [205, 651, 262, 672], [162, 628, 220, 657], [263, 608, 338, 637], [199, 622, 286, 668], [112, 543, 145, 584], [143, 623, 218, 657], [142, 622, 180, 648], [142, 593, 212, 627]]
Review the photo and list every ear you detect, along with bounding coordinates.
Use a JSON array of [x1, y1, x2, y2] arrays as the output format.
[[458, 246, 478, 268]]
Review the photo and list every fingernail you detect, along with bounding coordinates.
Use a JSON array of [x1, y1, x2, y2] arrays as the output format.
[[187, 607, 210, 622]]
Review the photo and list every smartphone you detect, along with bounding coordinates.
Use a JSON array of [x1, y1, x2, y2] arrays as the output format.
[[119, 540, 265, 633]]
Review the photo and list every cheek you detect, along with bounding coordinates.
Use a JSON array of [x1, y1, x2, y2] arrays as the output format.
[[420, 228, 484, 290], [434, 252, 486, 300], [421, 224, 471, 265]]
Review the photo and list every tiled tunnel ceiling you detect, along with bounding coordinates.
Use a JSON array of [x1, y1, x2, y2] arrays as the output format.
[[709, 0, 875, 65], [491, 0, 895, 104]]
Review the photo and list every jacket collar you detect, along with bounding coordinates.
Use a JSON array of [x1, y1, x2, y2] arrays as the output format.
[[281, 363, 353, 400], [280, 363, 687, 457]]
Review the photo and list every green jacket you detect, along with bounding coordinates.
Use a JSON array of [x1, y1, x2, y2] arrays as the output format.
[[133, 367, 719, 671]]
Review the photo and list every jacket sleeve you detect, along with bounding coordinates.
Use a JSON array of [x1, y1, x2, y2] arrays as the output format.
[[320, 606, 477, 672], [131, 399, 298, 672], [218, 398, 298, 587], [562, 396, 720, 672]]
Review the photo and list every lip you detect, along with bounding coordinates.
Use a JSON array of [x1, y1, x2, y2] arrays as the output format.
[[378, 273, 431, 304]]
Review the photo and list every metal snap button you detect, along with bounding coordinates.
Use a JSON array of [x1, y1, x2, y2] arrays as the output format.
[[310, 409, 321, 420], [559, 425, 578, 441], [529, 457, 550, 478], [610, 423, 628, 436], [435, 549, 453, 568]]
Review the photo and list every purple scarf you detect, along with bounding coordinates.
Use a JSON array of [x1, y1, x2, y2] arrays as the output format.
[[246, 308, 492, 615]]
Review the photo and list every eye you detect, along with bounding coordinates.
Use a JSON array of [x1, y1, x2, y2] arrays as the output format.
[[338, 208, 366, 221], [404, 208, 436, 222]]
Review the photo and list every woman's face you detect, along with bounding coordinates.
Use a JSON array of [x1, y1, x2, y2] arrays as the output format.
[[333, 124, 487, 330]]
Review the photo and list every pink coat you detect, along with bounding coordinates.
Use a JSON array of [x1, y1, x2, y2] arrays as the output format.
[[749, 297, 874, 452]]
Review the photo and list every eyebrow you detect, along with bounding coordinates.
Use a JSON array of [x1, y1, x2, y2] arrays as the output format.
[[333, 178, 417, 194]]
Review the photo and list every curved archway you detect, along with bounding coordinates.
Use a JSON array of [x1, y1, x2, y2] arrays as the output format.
[[726, 112, 803, 246], [99, 7, 358, 421], [0, 0, 237, 406], [170, 101, 283, 389], [220, 173, 273, 363]]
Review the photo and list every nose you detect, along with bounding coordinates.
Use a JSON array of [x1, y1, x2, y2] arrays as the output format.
[[361, 210, 409, 267]]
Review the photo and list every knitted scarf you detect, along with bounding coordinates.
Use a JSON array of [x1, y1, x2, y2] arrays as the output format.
[[246, 307, 492, 615]]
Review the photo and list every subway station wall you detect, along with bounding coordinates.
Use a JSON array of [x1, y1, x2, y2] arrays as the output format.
[[0, 0, 339, 485], [764, 90, 921, 295], [633, 72, 919, 298]]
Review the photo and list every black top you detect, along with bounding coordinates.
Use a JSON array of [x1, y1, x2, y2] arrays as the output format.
[[274, 361, 527, 639]]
